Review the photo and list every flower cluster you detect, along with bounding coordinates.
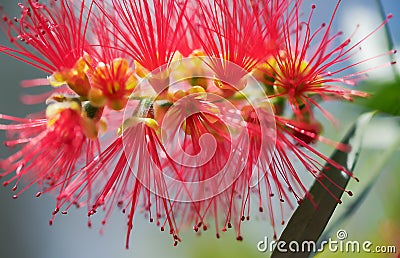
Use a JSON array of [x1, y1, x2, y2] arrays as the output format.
[[0, 0, 394, 248]]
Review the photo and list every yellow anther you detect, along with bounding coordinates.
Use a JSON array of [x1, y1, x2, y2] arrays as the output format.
[[81, 116, 99, 139], [117, 117, 159, 136], [98, 119, 108, 134], [48, 72, 66, 86], [171, 51, 183, 63], [189, 49, 206, 57], [88, 88, 106, 107], [91, 58, 137, 110], [188, 85, 206, 94], [45, 101, 81, 127], [125, 76, 138, 90], [273, 58, 322, 95], [112, 58, 129, 75], [109, 98, 128, 111], [172, 89, 187, 102], [143, 118, 159, 132], [134, 60, 150, 78], [252, 58, 276, 83]]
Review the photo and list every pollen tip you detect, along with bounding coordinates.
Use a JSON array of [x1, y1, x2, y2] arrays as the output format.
[[52, 208, 59, 215], [12, 194, 18, 199], [311, 4, 316, 9], [236, 235, 243, 241], [35, 192, 41, 197], [387, 13, 393, 19], [347, 191, 353, 196]]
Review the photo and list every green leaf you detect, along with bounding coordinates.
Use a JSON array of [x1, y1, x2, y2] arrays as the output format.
[[358, 80, 400, 116], [271, 112, 375, 258], [317, 131, 400, 248]]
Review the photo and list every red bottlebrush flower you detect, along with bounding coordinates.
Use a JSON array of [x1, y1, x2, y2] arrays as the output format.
[[0, 0, 93, 72], [0, 102, 99, 207], [0, 0, 95, 96], [274, 118, 357, 201], [84, 6, 139, 111], [88, 58, 138, 110], [265, 2, 394, 119], [191, 0, 290, 93], [95, 0, 189, 75], [55, 90, 258, 246], [237, 106, 357, 239], [56, 119, 182, 248], [0, 0, 396, 250], [89, 2, 126, 64]]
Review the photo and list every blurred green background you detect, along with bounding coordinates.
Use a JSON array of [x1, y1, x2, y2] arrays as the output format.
[[0, 0, 399, 257]]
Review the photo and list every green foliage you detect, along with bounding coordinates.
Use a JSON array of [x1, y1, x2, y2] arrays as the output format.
[[359, 80, 400, 116]]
